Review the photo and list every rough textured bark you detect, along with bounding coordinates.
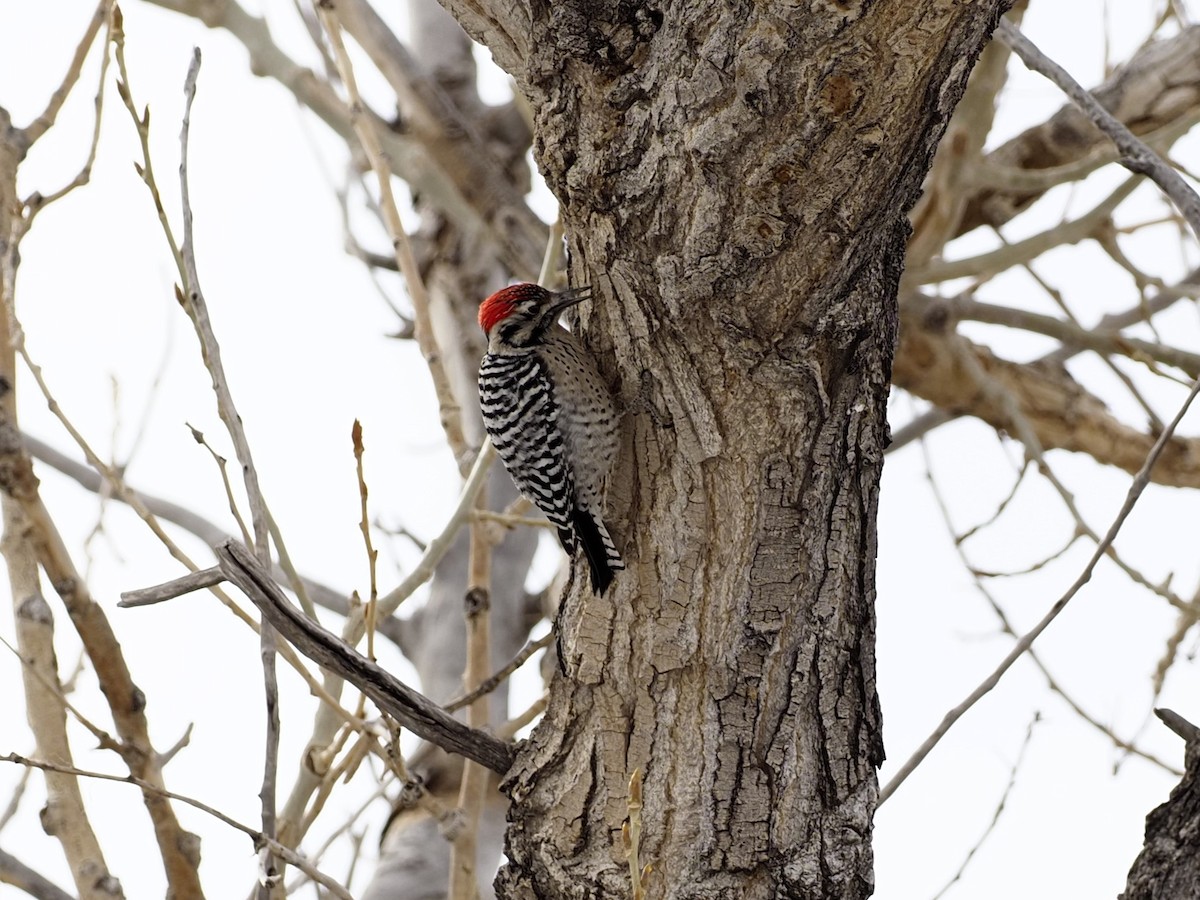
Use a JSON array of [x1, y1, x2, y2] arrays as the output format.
[[429, 2, 1010, 897], [1121, 716, 1200, 900]]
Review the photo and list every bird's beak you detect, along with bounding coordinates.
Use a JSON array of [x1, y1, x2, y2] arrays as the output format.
[[549, 285, 593, 316]]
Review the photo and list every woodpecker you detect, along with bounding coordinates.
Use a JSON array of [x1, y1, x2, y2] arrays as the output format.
[[477, 282, 623, 594]]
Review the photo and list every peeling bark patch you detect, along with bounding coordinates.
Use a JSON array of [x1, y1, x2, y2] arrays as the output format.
[[812, 0, 866, 20], [812, 72, 863, 119]]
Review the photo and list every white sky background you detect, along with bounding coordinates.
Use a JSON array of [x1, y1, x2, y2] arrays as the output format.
[[1, 1, 1199, 898]]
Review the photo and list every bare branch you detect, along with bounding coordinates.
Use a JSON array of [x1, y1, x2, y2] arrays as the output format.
[[449, 497, 493, 899], [179, 49, 270, 561], [916, 442, 1183, 775], [1, 504, 122, 898], [1157, 708, 1200, 744], [903, 291, 1200, 377], [216, 540, 515, 773], [912, 175, 1141, 283], [22, 2, 114, 219], [996, 20, 1200, 241], [377, 441, 495, 617], [0, 847, 75, 900], [930, 714, 1041, 899], [20, 0, 109, 146], [960, 25, 1200, 235], [880, 375, 1200, 804], [908, 9, 1018, 267], [0, 754, 353, 900], [315, 1, 469, 469], [177, 54, 282, 894], [893, 320, 1200, 488], [445, 631, 553, 714], [26, 434, 372, 627]]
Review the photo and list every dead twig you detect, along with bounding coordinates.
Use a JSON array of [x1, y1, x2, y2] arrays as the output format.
[[0, 753, 353, 900], [314, 0, 469, 469], [177, 53, 281, 895], [449, 487, 493, 900], [930, 714, 1041, 900], [444, 632, 553, 713], [881, 375, 1200, 804]]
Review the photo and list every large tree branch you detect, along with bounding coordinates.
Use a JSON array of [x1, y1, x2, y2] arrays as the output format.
[[145, 0, 545, 279], [903, 291, 1200, 377], [429, 0, 529, 79], [907, 3, 1021, 267], [215, 540, 516, 774], [996, 20, 1200, 240], [958, 24, 1200, 236], [893, 311, 1200, 487]]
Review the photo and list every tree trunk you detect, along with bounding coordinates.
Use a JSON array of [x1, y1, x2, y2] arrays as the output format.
[[1121, 712, 1200, 900], [431, 2, 1011, 897]]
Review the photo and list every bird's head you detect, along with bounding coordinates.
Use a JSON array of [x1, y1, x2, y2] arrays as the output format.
[[478, 283, 592, 349]]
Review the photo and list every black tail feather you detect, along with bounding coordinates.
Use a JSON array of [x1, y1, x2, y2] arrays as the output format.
[[570, 507, 616, 595]]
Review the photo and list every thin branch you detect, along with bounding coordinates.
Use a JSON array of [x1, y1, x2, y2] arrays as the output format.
[[188, 425, 253, 547], [0, 765, 29, 834], [971, 107, 1200, 195], [930, 714, 1041, 900], [880, 375, 1200, 804], [376, 440, 495, 618], [26, 434, 365, 629], [113, 18, 185, 286], [917, 439, 1182, 775], [893, 321, 1200, 489], [905, 292, 1200, 377], [7, 328, 362, 818], [178, 49, 270, 561], [0, 847, 75, 900], [892, 265, 1200, 453], [273, 444, 498, 848], [0, 754, 353, 900], [444, 631, 553, 713], [912, 175, 1141, 283], [949, 333, 1191, 615], [450, 491, 493, 900], [22, 1, 115, 220], [315, 0, 469, 470], [498, 693, 547, 738], [352, 420, 379, 662], [178, 55, 281, 894], [0, 633, 121, 754], [20, 0, 109, 146], [996, 19, 1200, 241]]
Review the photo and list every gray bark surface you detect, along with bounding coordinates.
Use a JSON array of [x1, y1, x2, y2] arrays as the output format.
[[1121, 714, 1200, 900], [431, 2, 1011, 897]]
